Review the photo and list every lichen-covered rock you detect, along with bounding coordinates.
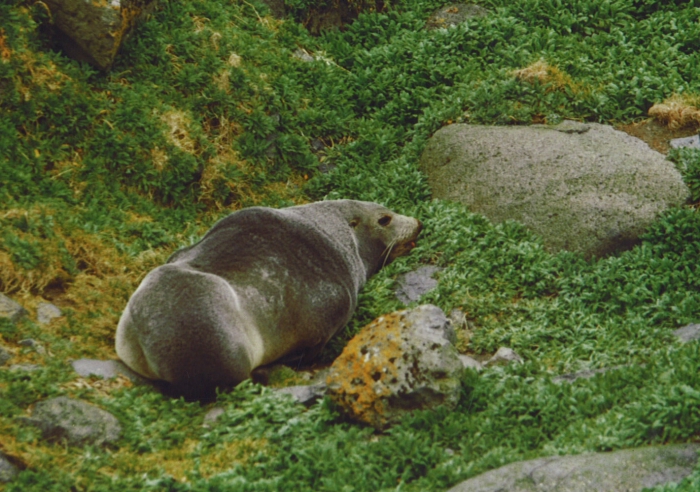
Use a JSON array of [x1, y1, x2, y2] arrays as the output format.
[[0, 293, 27, 323], [44, 0, 157, 71], [327, 304, 462, 429], [21, 397, 121, 447]]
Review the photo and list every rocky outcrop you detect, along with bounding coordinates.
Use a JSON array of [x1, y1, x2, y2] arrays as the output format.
[[447, 443, 700, 492], [420, 122, 690, 259], [326, 305, 462, 429], [44, 0, 157, 71], [20, 397, 121, 447]]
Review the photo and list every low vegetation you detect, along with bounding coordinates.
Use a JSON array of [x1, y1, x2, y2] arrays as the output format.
[[1, 0, 700, 490]]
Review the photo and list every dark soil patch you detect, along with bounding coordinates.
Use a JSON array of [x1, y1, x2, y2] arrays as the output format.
[[616, 119, 699, 154]]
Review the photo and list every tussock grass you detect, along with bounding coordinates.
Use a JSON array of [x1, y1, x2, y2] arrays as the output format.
[[649, 94, 700, 130]]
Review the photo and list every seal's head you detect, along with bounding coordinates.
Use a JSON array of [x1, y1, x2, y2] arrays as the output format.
[[344, 201, 422, 276]]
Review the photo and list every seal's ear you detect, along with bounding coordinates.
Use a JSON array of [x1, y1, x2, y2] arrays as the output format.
[[349, 218, 360, 228], [377, 214, 392, 226]]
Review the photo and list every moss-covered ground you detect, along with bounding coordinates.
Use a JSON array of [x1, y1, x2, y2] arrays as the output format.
[[1, 0, 700, 490]]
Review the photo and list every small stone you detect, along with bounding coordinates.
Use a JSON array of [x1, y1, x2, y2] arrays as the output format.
[[9, 364, 42, 372], [21, 396, 121, 447], [485, 347, 523, 366], [395, 266, 442, 305], [0, 346, 12, 366], [202, 407, 225, 428], [293, 48, 315, 63], [673, 324, 700, 343], [458, 355, 483, 370], [71, 359, 147, 384], [37, 302, 62, 325], [19, 339, 46, 356], [670, 135, 700, 149], [0, 294, 28, 323], [0, 452, 19, 483], [553, 367, 608, 384], [275, 383, 327, 407]]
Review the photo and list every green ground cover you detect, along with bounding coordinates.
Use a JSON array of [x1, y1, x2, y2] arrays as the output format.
[[1, 0, 700, 489]]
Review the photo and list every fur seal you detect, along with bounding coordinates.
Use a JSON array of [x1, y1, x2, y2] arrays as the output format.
[[115, 200, 422, 399]]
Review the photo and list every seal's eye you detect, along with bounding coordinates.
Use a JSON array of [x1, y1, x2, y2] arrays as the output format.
[[378, 215, 392, 226]]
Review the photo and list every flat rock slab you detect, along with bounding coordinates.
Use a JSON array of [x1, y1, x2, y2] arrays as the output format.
[[71, 359, 147, 384], [420, 122, 690, 258], [448, 444, 700, 492], [21, 396, 121, 447], [395, 266, 442, 305]]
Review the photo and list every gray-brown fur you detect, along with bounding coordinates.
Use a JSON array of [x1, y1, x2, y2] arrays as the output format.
[[115, 200, 421, 399]]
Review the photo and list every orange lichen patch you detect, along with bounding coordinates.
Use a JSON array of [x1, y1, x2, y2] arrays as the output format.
[[512, 59, 581, 94], [648, 94, 700, 130], [327, 313, 404, 428]]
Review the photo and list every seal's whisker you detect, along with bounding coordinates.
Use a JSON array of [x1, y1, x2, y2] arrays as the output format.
[[382, 239, 397, 268]]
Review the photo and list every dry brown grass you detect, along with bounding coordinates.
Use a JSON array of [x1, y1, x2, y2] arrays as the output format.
[[648, 93, 700, 130], [511, 59, 579, 93]]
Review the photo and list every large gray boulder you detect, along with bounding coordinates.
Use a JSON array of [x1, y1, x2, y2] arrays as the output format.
[[448, 444, 700, 492], [21, 397, 121, 447], [326, 304, 462, 429], [44, 0, 157, 71], [420, 122, 690, 258]]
